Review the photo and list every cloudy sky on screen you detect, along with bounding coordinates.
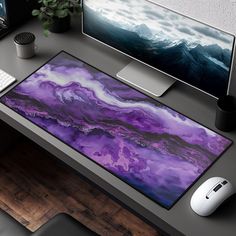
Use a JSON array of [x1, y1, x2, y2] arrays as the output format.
[[84, 0, 234, 50]]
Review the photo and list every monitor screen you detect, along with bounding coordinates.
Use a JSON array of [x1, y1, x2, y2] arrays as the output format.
[[82, 0, 235, 98], [0, 51, 232, 209], [0, 0, 6, 19]]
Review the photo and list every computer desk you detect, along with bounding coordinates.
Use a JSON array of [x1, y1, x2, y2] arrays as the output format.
[[0, 18, 236, 236]]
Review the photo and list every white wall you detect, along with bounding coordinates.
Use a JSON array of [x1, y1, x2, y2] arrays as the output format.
[[154, 0, 236, 34]]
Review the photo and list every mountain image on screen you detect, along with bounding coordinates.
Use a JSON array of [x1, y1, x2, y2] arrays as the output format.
[[83, 0, 235, 98]]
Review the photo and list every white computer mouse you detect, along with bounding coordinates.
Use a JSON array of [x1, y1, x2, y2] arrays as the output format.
[[190, 177, 235, 216]]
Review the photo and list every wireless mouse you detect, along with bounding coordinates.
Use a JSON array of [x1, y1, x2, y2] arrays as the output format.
[[190, 177, 235, 216]]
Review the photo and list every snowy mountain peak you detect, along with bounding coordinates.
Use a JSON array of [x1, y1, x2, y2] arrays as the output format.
[[134, 24, 153, 39]]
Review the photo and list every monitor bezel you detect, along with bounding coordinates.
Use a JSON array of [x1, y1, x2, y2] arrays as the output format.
[[81, 0, 236, 99]]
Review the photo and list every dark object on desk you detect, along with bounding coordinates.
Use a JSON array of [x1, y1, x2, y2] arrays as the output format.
[[0, 26, 9, 39], [49, 15, 71, 33], [32, 213, 99, 236], [0, 0, 39, 39], [5, 0, 39, 27], [0, 18, 9, 39], [14, 32, 36, 59], [0, 0, 9, 38], [0, 209, 98, 236], [215, 95, 236, 132]]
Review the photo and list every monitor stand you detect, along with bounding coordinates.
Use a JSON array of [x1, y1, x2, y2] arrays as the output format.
[[116, 61, 176, 98]]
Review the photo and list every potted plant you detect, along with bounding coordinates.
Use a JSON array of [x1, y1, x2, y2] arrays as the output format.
[[32, 0, 81, 36]]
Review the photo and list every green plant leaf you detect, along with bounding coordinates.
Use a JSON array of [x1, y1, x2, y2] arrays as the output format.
[[46, 10, 54, 17], [42, 0, 49, 7], [38, 12, 46, 21], [32, 9, 40, 16], [49, 3, 57, 8], [32, 0, 81, 35], [55, 9, 68, 18], [42, 21, 50, 29], [43, 29, 49, 37]]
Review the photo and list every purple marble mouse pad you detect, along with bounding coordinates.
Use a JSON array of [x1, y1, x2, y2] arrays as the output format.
[[0, 51, 232, 209]]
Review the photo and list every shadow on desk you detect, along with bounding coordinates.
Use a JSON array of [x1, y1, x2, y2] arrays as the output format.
[[0, 121, 21, 154], [211, 194, 236, 219]]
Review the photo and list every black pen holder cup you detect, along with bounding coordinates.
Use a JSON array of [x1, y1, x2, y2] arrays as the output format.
[[215, 95, 236, 132]]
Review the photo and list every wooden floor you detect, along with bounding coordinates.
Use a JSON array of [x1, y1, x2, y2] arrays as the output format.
[[0, 136, 162, 236]]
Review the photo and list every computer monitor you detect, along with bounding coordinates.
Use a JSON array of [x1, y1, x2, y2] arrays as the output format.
[[0, 0, 8, 39], [0, 0, 39, 27], [0, 0, 6, 19], [82, 0, 235, 98]]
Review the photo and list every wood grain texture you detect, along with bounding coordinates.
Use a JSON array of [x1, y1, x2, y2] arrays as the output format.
[[0, 136, 162, 236]]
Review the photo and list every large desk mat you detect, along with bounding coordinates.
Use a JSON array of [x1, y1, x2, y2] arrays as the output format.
[[0, 51, 232, 209]]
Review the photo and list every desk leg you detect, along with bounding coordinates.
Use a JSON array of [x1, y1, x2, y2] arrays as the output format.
[[0, 120, 21, 154]]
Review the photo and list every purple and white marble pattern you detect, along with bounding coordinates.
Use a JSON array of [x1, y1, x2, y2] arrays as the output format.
[[0, 52, 232, 208]]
